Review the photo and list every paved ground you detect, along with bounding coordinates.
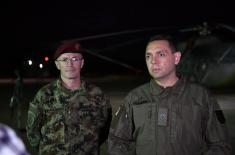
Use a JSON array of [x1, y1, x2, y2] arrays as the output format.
[[0, 75, 234, 154]]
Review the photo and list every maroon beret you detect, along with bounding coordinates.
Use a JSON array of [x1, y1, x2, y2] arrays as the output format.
[[53, 41, 86, 60]]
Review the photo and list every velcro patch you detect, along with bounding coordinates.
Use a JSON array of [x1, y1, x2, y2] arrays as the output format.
[[158, 108, 168, 126]]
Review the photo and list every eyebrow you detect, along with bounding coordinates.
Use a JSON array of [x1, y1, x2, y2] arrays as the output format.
[[146, 49, 168, 54]]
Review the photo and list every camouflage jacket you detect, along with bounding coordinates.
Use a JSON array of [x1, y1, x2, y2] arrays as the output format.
[[27, 79, 112, 155], [108, 77, 231, 155]]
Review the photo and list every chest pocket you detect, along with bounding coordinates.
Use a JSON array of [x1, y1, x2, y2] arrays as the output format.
[[41, 96, 64, 124], [41, 107, 65, 140], [133, 103, 156, 143], [70, 100, 104, 131]]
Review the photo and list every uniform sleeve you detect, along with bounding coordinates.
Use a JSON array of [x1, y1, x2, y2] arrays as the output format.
[[26, 93, 42, 148], [204, 91, 231, 155], [107, 96, 135, 155]]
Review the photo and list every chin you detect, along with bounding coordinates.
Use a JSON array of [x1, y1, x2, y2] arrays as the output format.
[[151, 74, 165, 80], [63, 75, 77, 79], [150, 72, 159, 78]]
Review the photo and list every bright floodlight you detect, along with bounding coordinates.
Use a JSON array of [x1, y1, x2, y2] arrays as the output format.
[[39, 63, 43, 69], [28, 60, 33, 65]]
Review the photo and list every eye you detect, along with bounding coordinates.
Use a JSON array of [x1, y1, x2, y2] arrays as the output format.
[[71, 58, 79, 62], [72, 57, 83, 62], [158, 51, 166, 57], [61, 58, 69, 62], [145, 54, 151, 60]]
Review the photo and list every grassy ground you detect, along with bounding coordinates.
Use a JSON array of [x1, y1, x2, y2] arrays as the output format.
[[0, 75, 234, 154]]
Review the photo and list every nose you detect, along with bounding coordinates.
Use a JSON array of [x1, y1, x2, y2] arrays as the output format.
[[65, 60, 73, 66], [151, 55, 159, 64]]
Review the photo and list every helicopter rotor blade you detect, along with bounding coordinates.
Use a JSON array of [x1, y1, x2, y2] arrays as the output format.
[[217, 23, 235, 33], [62, 26, 179, 42]]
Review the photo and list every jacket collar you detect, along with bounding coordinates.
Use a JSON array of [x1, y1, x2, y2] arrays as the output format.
[[56, 78, 86, 95], [150, 77, 186, 98]]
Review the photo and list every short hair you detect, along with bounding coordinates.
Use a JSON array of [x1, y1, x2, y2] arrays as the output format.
[[147, 34, 177, 52]]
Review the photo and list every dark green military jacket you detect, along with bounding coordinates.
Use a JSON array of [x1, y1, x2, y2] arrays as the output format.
[[108, 78, 231, 155], [27, 79, 112, 155]]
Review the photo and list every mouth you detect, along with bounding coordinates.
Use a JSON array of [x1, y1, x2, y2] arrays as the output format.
[[65, 69, 75, 72], [151, 67, 161, 73]]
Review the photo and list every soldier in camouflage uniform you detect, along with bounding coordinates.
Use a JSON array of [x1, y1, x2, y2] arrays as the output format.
[[26, 41, 112, 155], [108, 35, 231, 155]]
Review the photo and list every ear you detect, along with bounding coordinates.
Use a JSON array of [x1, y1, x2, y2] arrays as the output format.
[[174, 51, 181, 65], [55, 61, 61, 70]]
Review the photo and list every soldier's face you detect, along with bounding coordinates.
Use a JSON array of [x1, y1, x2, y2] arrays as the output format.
[[145, 40, 181, 80], [55, 53, 84, 80]]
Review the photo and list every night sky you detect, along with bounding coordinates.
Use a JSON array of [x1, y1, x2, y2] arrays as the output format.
[[1, 1, 234, 77]]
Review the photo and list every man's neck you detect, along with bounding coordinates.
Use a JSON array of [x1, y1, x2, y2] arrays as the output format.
[[155, 75, 179, 88], [61, 77, 81, 91]]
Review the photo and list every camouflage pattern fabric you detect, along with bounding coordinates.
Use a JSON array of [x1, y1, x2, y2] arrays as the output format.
[[27, 79, 112, 155]]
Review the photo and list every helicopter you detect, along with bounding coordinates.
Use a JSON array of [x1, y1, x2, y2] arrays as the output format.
[[176, 22, 235, 88], [20, 22, 235, 89], [57, 22, 235, 87]]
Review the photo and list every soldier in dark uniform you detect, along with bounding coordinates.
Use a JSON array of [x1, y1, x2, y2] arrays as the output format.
[[108, 35, 231, 155], [10, 69, 23, 130], [26, 41, 112, 155]]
